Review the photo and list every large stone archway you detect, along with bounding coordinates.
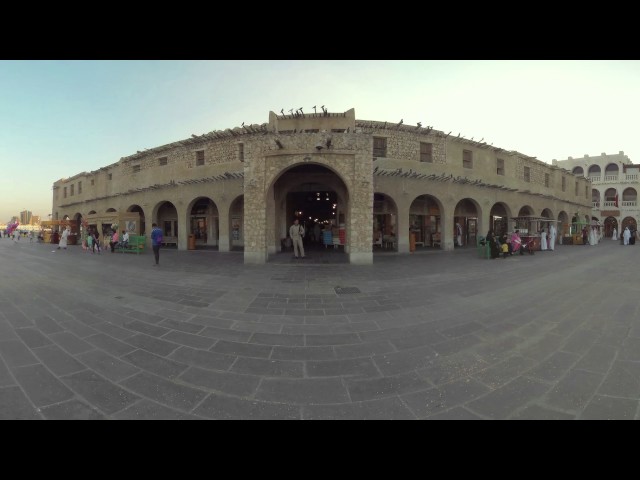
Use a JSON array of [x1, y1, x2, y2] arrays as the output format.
[[245, 147, 372, 264], [270, 163, 350, 258]]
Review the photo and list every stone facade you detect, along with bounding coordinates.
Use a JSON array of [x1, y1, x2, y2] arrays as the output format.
[[52, 108, 592, 264], [553, 151, 640, 235]]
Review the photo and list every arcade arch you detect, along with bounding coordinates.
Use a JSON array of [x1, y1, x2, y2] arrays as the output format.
[[489, 202, 511, 236], [188, 197, 219, 249], [154, 201, 179, 247], [409, 194, 442, 249], [269, 163, 351, 255], [454, 198, 480, 247]]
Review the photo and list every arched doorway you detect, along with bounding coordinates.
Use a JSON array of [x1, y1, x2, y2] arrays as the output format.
[[621, 216, 637, 232], [127, 205, 146, 235], [188, 197, 219, 249], [604, 216, 618, 238], [155, 201, 178, 248], [558, 211, 569, 244], [490, 203, 510, 237], [230, 195, 244, 251], [267, 163, 352, 257], [454, 198, 479, 247], [270, 163, 350, 256], [409, 194, 442, 249], [622, 187, 637, 207]]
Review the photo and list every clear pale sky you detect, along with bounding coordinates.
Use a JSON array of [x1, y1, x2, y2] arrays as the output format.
[[1, 60, 639, 223]]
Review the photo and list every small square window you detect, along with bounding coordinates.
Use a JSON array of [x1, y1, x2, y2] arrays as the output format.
[[420, 142, 433, 163], [524, 166, 531, 182], [91, 179, 95, 186], [78, 181, 82, 194], [108, 173, 112, 180], [63, 187, 67, 198], [373, 137, 387, 158], [497, 158, 505, 175], [196, 150, 205, 166], [545, 173, 549, 187], [70, 184, 74, 196], [463, 150, 473, 169], [562, 177, 566, 191], [159, 157, 168, 166], [132, 165, 141, 173], [238, 144, 244, 162]]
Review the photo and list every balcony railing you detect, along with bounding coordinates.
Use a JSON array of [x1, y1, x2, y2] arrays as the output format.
[[626, 174, 638, 181], [621, 200, 637, 207], [589, 175, 601, 182], [602, 201, 616, 207], [604, 174, 618, 181], [592, 201, 600, 208]]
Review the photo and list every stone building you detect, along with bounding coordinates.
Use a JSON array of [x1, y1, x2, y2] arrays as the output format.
[[553, 152, 640, 236], [52, 108, 591, 264]]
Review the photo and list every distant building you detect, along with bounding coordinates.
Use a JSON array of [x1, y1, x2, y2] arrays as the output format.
[[32, 215, 41, 225], [52, 108, 591, 264], [553, 152, 639, 235], [20, 210, 32, 225]]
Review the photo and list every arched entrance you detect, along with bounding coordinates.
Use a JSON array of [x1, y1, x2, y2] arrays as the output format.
[[454, 198, 479, 247], [490, 203, 511, 237], [621, 216, 637, 232], [558, 211, 569, 243], [188, 197, 219, 249], [270, 163, 350, 257], [373, 193, 398, 251], [155, 201, 178, 248], [604, 216, 618, 238], [127, 205, 146, 235], [409, 194, 442, 249], [230, 195, 244, 251]]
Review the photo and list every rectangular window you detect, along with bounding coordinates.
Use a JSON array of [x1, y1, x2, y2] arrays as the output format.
[[545, 173, 550, 187], [196, 150, 205, 166], [238, 144, 244, 162], [585, 186, 589, 198], [132, 165, 141, 173], [78, 181, 82, 194], [159, 156, 168, 166], [420, 142, 433, 163], [108, 173, 112, 180], [497, 158, 505, 175], [562, 177, 566, 192], [70, 184, 74, 196], [463, 150, 473, 169], [331, 129, 345, 133], [91, 179, 95, 186], [524, 166, 531, 182], [64, 187, 67, 198], [373, 137, 387, 158], [304, 129, 319, 133], [575, 181, 579, 195]]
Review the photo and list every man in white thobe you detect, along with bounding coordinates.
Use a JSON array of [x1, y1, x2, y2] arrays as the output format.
[[548, 224, 556, 251], [289, 219, 305, 258], [623, 226, 631, 245]]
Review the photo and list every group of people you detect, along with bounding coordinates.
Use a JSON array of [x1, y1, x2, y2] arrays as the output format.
[[484, 224, 557, 259]]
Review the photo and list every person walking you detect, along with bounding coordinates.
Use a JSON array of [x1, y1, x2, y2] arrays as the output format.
[[58, 226, 70, 250], [540, 228, 548, 251], [289, 218, 305, 258], [548, 223, 557, 251], [623, 226, 631, 245], [612, 227, 618, 241], [151, 223, 163, 266], [109, 230, 119, 252]]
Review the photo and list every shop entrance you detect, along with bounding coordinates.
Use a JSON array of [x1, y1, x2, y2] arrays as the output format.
[[271, 163, 350, 259]]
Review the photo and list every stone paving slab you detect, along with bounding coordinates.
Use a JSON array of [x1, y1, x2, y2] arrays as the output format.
[[3, 238, 640, 419]]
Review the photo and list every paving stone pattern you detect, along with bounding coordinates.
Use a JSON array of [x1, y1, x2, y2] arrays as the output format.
[[1, 238, 639, 419]]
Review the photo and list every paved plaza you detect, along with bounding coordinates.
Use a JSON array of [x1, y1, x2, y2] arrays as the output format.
[[1, 236, 639, 420]]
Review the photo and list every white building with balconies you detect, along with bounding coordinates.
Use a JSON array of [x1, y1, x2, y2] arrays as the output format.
[[553, 151, 639, 236]]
